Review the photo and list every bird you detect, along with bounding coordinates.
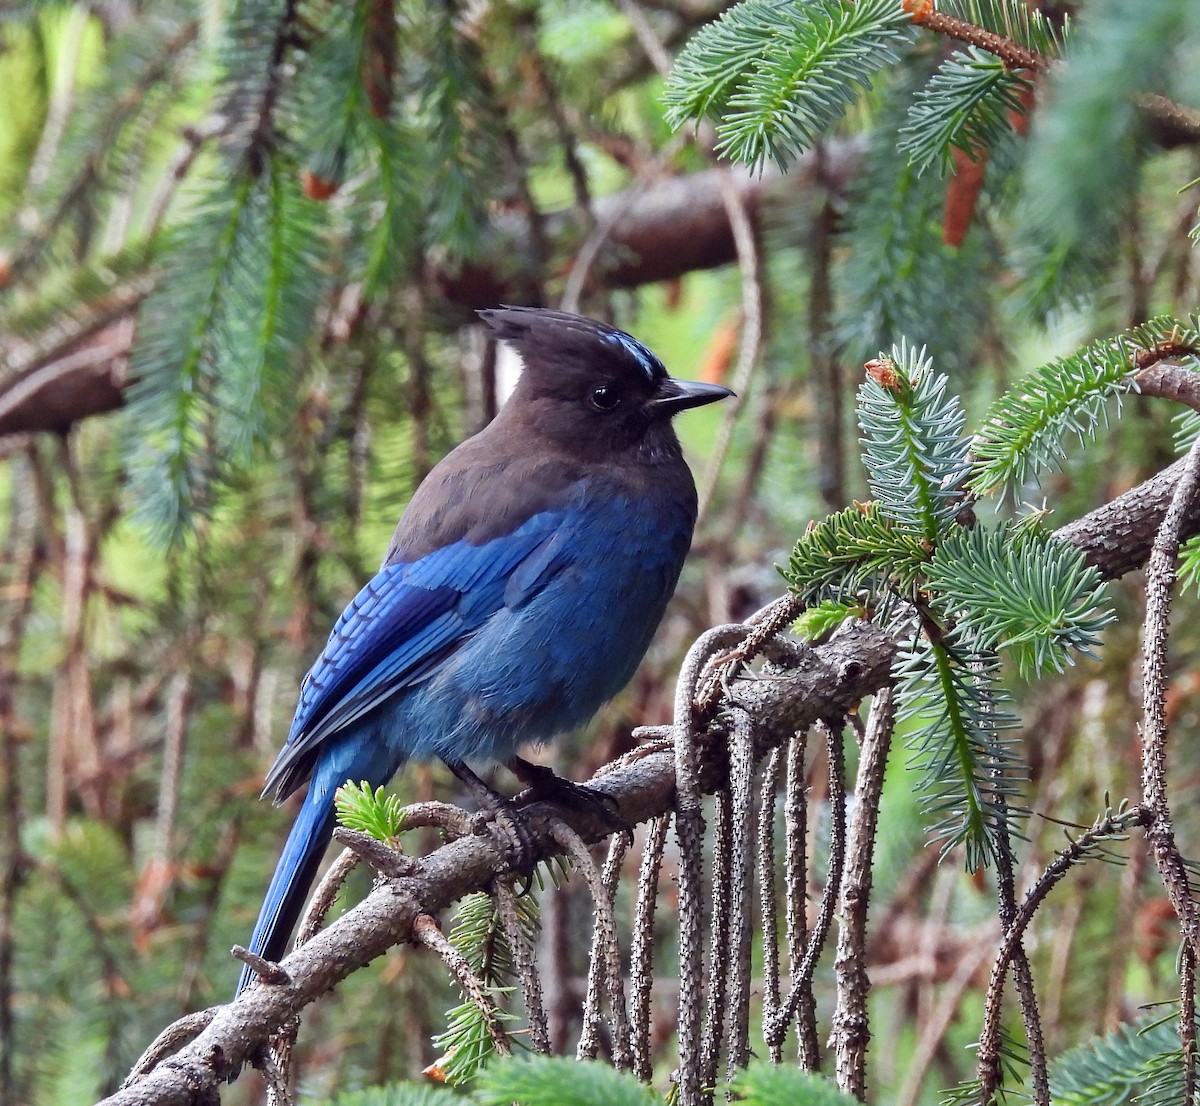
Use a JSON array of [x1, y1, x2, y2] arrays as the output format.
[[236, 306, 732, 995]]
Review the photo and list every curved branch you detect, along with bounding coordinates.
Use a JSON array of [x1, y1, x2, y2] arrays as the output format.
[[1055, 455, 1200, 579], [101, 457, 1200, 1106], [1140, 436, 1200, 960]]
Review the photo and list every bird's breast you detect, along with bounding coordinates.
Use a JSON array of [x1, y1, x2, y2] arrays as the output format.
[[397, 489, 693, 764]]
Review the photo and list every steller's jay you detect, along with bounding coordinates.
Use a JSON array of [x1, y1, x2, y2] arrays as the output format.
[[237, 306, 732, 995]]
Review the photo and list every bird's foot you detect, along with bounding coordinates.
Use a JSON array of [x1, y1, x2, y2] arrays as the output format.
[[468, 797, 541, 877], [442, 758, 542, 874], [506, 755, 633, 840], [441, 757, 633, 882]]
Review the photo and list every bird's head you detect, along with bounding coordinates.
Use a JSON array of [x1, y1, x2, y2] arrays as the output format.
[[479, 306, 733, 460]]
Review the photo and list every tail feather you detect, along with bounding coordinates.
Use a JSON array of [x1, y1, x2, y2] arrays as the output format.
[[236, 793, 336, 996]]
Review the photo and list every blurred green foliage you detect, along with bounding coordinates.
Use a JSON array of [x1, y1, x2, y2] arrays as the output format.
[[3, 1, 1200, 1104]]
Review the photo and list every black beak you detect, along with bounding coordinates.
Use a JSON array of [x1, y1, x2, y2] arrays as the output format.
[[651, 378, 735, 415]]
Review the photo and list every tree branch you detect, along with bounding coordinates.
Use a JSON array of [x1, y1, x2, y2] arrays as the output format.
[[1055, 455, 1200, 579], [1140, 436, 1200, 961], [101, 456, 1200, 1106], [902, 0, 1045, 72]]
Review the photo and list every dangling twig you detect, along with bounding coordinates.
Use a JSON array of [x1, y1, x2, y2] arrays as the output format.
[[630, 812, 671, 1081], [832, 690, 895, 1101], [700, 786, 732, 1090], [773, 728, 814, 1061], [557, 822, 631, 1068], [673, 624, 751, 1106], [768, 720, 848, 1067], [495, 881, 550, 1054], [1141, 435, 1200, 961], [992, 799, 1049, 1106], [723, 707, 757, 1080], [413, 913, 511, 1057], [262, 1021, 298, 1106], [977, 801, 1151, 1098], [758, 745, 786, 1063], [1183, 942, 1198, 1105]]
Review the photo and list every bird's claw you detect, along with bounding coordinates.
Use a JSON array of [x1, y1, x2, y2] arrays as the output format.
[[470, 798, 540, 876], [510, 765, 633, 842]]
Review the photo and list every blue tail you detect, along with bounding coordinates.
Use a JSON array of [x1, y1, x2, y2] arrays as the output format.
[[237, 731, 401, 997], [236, 789, 337, 996]]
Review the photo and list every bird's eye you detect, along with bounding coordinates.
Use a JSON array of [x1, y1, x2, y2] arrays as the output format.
[[590, 385, 621, 411]]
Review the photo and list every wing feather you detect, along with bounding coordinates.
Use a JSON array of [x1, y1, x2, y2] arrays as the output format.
[[263, 509, 569, 800]]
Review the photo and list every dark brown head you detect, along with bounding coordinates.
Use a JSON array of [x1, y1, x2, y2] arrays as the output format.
[[479, 306, 733, 462]]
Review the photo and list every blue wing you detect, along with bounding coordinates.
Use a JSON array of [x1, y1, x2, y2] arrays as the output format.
[[262, 509, 571, 802]]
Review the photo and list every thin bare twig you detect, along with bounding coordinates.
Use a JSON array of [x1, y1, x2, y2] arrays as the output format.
[[984, 654, 1049, 1106], [1141, 435, 1200, 961], [696, 168, 765, 521], [784, 728, 815, 1063], [557, 0, 671, 311], [977, 802, 1151, 1097], [630, 812, 670, 1081], [261, 1025, 296, 1106], [495, 881, 550, 1054], [122, 1011, 219, 1087], [807, 142, 846, 510], [559, 822, 631, 1068], [695, 594, 804, 715], [723, 707, 756, 1079], [832, 689, 895, 1101], [903, 0, 1044, 71], [558, 136, 687, 315], [1183, 942, 1197, 1106], [700, 785, 732, 1089], [767, 721, 848, 1066], [616, 0, 675, 78], [672, 623, 749, 1106], [230, 946, 290, 987], [413, 913, 511, 1057], [758, 745, 786, 1063], [998, 847, 1049, 1104], [134, 670, 191, 934], [296, 849, 360, 947]]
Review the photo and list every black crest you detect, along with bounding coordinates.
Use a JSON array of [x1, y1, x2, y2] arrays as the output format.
[[479, 306, 668, 392]]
